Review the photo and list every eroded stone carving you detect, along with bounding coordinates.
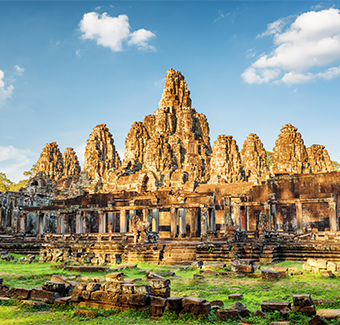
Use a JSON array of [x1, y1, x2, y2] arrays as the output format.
[[307, 144, 334, 173], [210, 135, 243, 183], [241, 133, 268, 182], [270, 124, 308, 175], [36, 142, 64, 181], [63, 148, 81, 177]]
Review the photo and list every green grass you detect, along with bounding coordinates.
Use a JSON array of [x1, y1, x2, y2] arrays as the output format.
[[1, 259, 340, 324]]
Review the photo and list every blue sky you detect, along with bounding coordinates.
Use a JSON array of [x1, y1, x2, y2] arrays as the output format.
[[1, 1, 340, 182]]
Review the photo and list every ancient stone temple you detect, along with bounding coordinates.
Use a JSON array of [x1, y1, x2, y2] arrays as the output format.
[[240, 133, 268, 182], [36, 142, 64, 180], [307, 144, 334, 173], [210, 135, 243, 184], [1, 68, 340, 266], [270, 124, 309, 175], [63, 148, 81, 177]]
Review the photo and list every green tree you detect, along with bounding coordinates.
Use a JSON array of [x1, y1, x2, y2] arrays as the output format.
[[0, 173, 13, 192], [332, 160, 340, 171], [266, 150, 273, 168], [23, 163, 37, 178]]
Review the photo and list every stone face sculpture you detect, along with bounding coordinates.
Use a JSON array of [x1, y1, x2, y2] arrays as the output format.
[[270, 124, 309, 175], [307, 144, 334, 173], [83, 124, 121, 182], [240, 133, 268, 182], [63, 148, 81, 177], [209, 135, 243, 184], [122, 68, 211, 188], [36, 142, 64, 180]]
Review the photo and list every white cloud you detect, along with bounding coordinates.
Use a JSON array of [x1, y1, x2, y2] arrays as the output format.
[[14, 65, 25, 75], [75, 49, 82, 57], [95, 6, 103, 11], [246, 48, 256, 58], [242, 67, 280, 84], [214, 10, 230, 22], [79, 12, 155, 52], [0, 146, 35, 182], [243, 8, 340, 84], [0, 70, 14, 106]]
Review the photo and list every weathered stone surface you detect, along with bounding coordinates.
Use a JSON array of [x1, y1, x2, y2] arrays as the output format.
[[0, 284, 9, 297], [167, 297, 182, 310], [8, 287, 31, 300], [230, 301, 250, 317], [216, 308, 240, 320], [151, 287, 170, 298], [63, 148, 81, 177], [253, 309, 266, 317], [229, 293, 243, 300], [149, 279, 170, 289], [309, 315, 328, 325], [293, 294, 313, 307], [210, 300, 224, 307], [150, 296, 167, 307], [241, 133, 268, 182], [106, 272, 124, 282], [42, 281, 66, 295], [291, 305, 316, 316], [84, 124, 121, 186], [261, 300, 291, 312], [231, 264, 253, 273], [210, 135, 243, 184], [36, 142, 64, 180], [261, 270, 279, 281], [31, 288, 61, 304], [316, 309, 340, 320], [191, 261, 203, 269], [54, 296, 72, 305], [307, 145, 333, 173], [270, 124, 308, 175]]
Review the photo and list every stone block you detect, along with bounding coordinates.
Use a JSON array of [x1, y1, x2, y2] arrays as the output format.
[[151, 286, 170, 298], [210, 300, 224, 307], [253, 309, 266, 317], [81, 291, 92, 300], [293, 294, 313, 307], [315, 259, 327, 269], [50, 275, 71, 289], [90, 291, 107, 302], [280, 307, 290, 319], [320, 270, 334, 278], [238, 259, 256, 265], [291, 305, 316, 316], [308, 315, 328, 325], [91, 277, 100, 283], [75, 282, 87, 291], [303, 263, 312, 272], [146, 272, 165, 280], [202, 263, 225, 270], [121, 284, 134, 294], [327, 262, 337, 272], [0, 278, 3, 284], [167, 297, 182, 310], [128, 294, 149, 306], [31, 288, 60, 304], [191, 261, 203, 269], [54, 297, 71, 305], [133, 284, 151, 295], [182, 301, 211, 316], [106, 272, 124, 282], [230, 301, 250, 317], [8, 288, 31, 300], [81, 277, 89, 283], [261, 270, 279, 281], [42, 281, 66, 295], [86, 283, 101, 292], [228, 293, 243, 300], [261, 301, 291, 312], [183, 297, 206, 306], [216, 309, 240, 320], [105, 281, 126, 293], [231, 264, 253, 273], [149, 305, 165, 316], [150, 296, 167, 307], [316, 309, 340, 320], [272, 265, 288, 277], [149, 279, 170, 289], [0, 284, 9, 297]]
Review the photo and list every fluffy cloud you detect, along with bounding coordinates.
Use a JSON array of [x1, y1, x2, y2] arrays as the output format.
[[243, 8, 340, 84], [14, 65, 25, 75], [0, 70, 14, 106], [79, 12, 155, 52], [0, 146, 34, 182]]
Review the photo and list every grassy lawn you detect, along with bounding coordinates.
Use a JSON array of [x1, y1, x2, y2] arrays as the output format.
[[0, 258, 340, 324]]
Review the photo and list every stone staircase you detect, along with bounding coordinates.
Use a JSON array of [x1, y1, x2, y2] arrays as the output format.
[[160, 243, 198, 265]]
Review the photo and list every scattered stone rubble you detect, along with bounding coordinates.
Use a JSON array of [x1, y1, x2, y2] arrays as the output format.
[[303, 258, 339, 277]]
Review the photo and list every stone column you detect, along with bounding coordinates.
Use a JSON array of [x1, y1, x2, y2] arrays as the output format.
[[188, 208, 196, 237], [209, 207, 216, 232], [329, 195, 338, 231], [83, 212, 88, 233], [264, 203, 271, 230], [170, 207, 178, 238], [19, 212, 26, 233], [271, 204, 277, 231], [178, 208, 186, 238], [200, 208, 208, 238], [98, 211, 106, 233], [295, 201, 303, 232], [76, 214, 83, 233], [143, 209, 149, 223], [107, 212, 115, 233], [120, 209, 127, 233], [152, 208, 159, 232]]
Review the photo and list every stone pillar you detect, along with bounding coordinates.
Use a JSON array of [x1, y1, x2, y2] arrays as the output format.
[[271, 204, 277, 231], [170, 207, 178, 238], [120, 209, 127, 233], [82, 212, 88, 233], [152, 208, 159, 232], [107, 212, 115, 233], [142, 209, 149, 223], [178, 208, 186, 238], [98, 211, 106, 233], [264, 203, 271, 230], [76, 214, 83, 233], [296, 201, 303, 232], [188, 208, 196, 237], [209, 207, 216, 232], [37, 212, 45, 235], [329, 195, 338, 231], [200, 208, 208, 238], [19, 212, 26, 233]]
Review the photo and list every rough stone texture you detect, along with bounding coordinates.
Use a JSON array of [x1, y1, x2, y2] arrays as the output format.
[[120, 69, 211, 190], [307, 145, 334, 173], [293, 294, 313, 307], [240, 133, 268, 182], [62, 148, 81, 177], [31, 288, 61, 304], [270, 124, 308, 175], [316, 309, 340, 320], [8, 288, 31, 300], [36, 142, 64, 180], [261, 270, 279, 281], [261, 300, 291, 312], [216, 308, 240, 320], [210, 135, 243, 184], [84, 124, 121, 187]]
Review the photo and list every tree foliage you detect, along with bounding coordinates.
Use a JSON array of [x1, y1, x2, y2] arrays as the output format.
[[332, 160, 340, 171], [0, 172, 13, 192], [266, 150, 273, 168]]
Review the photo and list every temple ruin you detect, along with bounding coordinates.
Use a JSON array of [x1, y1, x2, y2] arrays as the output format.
[[0, 68, 339, 265]]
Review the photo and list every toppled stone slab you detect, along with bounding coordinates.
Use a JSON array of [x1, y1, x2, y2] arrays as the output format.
[[231, 264, 253, 273], [150, 296, 167, 307], [216, 308, 240, 320], [54, 297, 72, 305], [261, 301, 291, 312], [167, 297, 182, 311], [230, 301, 250, 317], [42, 281, 66, 295], [291, 305, 316, 316], [0, 284, 9, 297], [261, 270, 279, 281], [106, 272, 124, 282], [31, 288, 61, 304], [181, 297, 211, 317], [293, 294, 313, 307], [8, 288, 31, 300], [316, 309, 340, 320], [229, 293, 243, 300], [202, 263, 226, 270], [309, 315, 328, 325]]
